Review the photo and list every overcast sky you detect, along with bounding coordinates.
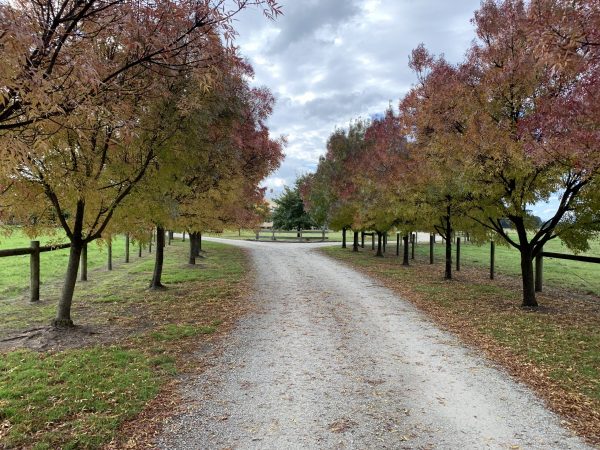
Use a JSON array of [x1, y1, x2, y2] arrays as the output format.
[[233, 0, 558, 219]]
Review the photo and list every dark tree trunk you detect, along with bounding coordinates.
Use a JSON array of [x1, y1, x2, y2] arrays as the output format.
[[54, 241, 83, 327], [193, 232, 200, 256], [150, 225, 166, 289], [342, 227, 347, 248], [188, 232, 196, 265], [353, 231, 359, 252], [199, 233, 203, 253], [513, 221, 538, 307], [444, 214, 452, 280], [53, 201, 85, 327], [520, 246, 537, 307], [403, 234, 409, 266], [376, 231, 383, 257]]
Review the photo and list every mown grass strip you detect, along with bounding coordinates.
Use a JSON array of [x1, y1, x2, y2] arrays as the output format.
[[0, 240, 249, 449]]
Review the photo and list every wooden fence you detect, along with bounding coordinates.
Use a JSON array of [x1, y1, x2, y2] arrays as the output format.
[[0, 231, 168, 303], [255, 229, 329, 242]]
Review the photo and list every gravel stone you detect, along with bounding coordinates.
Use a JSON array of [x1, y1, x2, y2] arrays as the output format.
[[157, 239, 593, 450]]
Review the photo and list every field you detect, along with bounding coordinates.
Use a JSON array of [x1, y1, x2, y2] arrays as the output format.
[[413, 233, 600, 296], [0, 236, 250, 449], [0, 229, 131, 300]]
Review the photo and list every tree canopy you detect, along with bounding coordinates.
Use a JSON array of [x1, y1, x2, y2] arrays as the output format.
[[272, 182, 316, 231]]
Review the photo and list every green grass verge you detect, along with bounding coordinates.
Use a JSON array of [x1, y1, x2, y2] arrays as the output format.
[[0, 347, 172, 449], [413, 234, 600, 296], [0, 229, 131, 299], [0, 240, 248, 449]]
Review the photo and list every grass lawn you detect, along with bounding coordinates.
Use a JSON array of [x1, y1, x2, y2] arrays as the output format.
[[0, 228, 133, 299], [0, 239, 249, 449], [322, 245, 600, 444], [413, 234, 600, 296]]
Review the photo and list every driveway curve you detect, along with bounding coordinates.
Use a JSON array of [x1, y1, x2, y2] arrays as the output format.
[[158, 239, 592, 450]]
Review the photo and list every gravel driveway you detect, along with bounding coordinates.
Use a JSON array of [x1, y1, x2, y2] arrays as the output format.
[[158, 239, 592, 450]]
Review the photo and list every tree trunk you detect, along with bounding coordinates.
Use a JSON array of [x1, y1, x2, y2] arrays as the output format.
[[375, 231, 383, 257], [352, 231, 359, 252], [403, 234, 409, 266], [53, 200, 86, 328], [444, 215, 452, 280], [188, 234, 196, 265], [53, 240, 83, 327], [150, 225, 166, 289], [199, 233, 203, 253], [193, 232, 200, 256], [150, 226, 165, 289], [520, 246, 537, 307], [342, 227, 347, 248]]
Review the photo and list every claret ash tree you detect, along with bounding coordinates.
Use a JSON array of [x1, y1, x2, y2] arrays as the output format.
[[399, 46, 489, 280], [397, 1, 600, 305], [0, 0, 282, 327], [451, 0, 600, 307]]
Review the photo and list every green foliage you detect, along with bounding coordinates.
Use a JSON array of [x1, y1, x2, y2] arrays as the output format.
[[272, 183, 316, 231]]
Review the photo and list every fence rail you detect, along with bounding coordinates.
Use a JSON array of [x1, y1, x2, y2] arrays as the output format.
[[0, 234, 157, 303], [255, 229, 329, 242], [0, 242, 70, 258]]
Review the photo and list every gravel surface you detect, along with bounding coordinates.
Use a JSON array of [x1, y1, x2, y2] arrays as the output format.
[[158, 239, 592, 450]]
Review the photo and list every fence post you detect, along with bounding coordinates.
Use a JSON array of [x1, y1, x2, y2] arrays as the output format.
[[299, 229, 302, 242], [371, 233, 375, 250], [138, 242, 142, 258], [125, 233, 130, 263], [396, 232, 400, 256], [182, 231, 186, 242], [149, 236, 152, 253], [430, 234, 434, 264], [272, 228, 275, 241], [456, 237, 461, 271], [322, 228, 326, 241], [80, 243, 88, 281], [490, 241, 495, 280], [107, 240, 113, 271], [361, 231, 365, 248], [535, 249, 543, 292], [30, 241, 40, 302], [411, 233, 416, 260], [167, 231, 172, 246], [342, 227, 347, 248], [256, 229, 259, 240]]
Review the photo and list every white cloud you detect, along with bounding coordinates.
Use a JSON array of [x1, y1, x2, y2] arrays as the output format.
[[234, 0, 481, 198]]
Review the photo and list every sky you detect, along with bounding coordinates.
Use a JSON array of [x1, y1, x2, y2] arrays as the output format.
[[233, 0, 558, 219]]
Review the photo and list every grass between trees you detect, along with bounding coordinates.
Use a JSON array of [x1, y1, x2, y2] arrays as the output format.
[[321, 244, 600, 444], [419, 234, 600, 296], [0, 239, 249, 449], [0, 229, 129, 300]]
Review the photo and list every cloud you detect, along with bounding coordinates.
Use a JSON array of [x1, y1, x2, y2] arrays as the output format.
[[234, 0, 482, 198]]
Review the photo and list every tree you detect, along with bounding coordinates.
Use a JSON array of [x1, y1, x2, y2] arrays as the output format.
[[399, 46, 488, 279], [272, 182, 316, 233], [0, 0, 282, 326], [455, 0, 600, 306]]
